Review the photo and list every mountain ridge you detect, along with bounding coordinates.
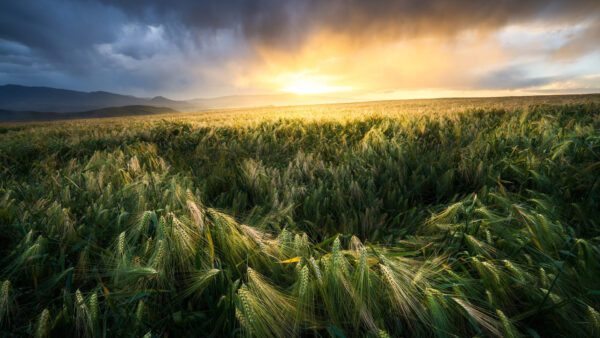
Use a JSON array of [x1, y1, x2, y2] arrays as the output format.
[[0, 84, 347, 113]]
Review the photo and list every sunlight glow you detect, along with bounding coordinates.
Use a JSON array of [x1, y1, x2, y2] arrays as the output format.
[[281, 81, 351, 95], [278, 72, 352, 95]]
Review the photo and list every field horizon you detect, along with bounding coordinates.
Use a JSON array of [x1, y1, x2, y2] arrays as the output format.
[[2, 90, 600, 123]]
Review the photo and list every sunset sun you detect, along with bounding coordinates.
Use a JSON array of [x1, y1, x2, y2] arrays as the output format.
[[281, 80, 351, 95], [279, 73, 352, 95]]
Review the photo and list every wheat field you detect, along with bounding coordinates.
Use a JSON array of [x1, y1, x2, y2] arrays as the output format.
[[1, 95, 600, 337]]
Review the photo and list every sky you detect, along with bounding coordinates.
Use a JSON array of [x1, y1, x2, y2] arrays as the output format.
[[1, 0, 599, 100]]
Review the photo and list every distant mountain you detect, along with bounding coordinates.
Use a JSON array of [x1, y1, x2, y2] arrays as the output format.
[[0, 84, 353, 114], [0, 84, 194, 112], [0, 105, 178, 122]]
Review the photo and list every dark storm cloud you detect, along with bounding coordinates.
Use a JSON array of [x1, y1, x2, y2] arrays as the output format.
[[0, 0, 222, 94], [0, 0, 599, 96], [0, 1, 126, 68], [98, 0, 600, 48]]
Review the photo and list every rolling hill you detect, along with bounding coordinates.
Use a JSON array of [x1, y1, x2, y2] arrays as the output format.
[[0, 105, 178, 122], [0, 84, 350, 115]]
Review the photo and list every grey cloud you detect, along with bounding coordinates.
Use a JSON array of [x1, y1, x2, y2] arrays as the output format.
[[477, 66, 560, 90], [0, 1, 126, 68], [555, 20, 600, 59]]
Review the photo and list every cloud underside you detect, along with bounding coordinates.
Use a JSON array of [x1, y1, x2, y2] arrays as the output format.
[[0, 0, 599, 98]]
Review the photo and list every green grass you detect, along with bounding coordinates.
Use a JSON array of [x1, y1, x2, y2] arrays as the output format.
[[1, 97, 600, 336]]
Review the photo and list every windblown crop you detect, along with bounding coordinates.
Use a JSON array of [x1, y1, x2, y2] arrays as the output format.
[[1, 98, 599, 336]]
